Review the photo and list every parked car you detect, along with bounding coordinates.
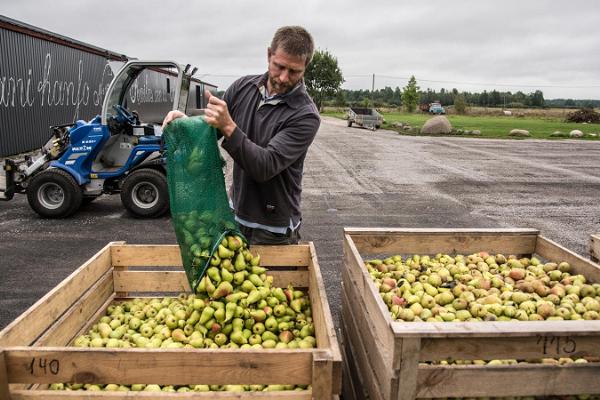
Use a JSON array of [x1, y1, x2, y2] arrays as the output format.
[[429, 102, 446, 115]]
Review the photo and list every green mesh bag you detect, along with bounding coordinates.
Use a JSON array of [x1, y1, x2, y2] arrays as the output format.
[[163, 116, 245, 291]]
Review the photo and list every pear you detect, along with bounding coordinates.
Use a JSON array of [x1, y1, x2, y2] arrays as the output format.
[[250, 309, 267, 322], [249, 274, 264, 287], [234, 253, 247, 271], [212, 281, 233, 299], [230, 330, 248, 345], [206, 267, 222, 284], [214, 307, 225, 323], [247, 290, 262, 305], [224, 302, 237, 323], [171, 328, 188, 343], [199, 306, 215, 325], [226, 236, 243, 251], [225, 292, 248, 303], [265, 316, 278, 332], [233, 271, 246, 285], [221, 268, 234, 283], [204, 276, 216, 296], [218, 244, 235, 259]]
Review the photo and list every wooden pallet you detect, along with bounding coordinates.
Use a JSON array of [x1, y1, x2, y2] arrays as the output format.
[[342, 228, 600, 400], [591, 234, 600, 262], [0, 242, 342, 399]]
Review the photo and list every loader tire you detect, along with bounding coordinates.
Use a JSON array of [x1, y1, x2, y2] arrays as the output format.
[[121, 168, 169, 218], [27, 169, 83, 218]]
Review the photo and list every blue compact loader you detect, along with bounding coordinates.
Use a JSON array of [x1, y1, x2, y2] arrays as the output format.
[[1, 61, 197, 218]]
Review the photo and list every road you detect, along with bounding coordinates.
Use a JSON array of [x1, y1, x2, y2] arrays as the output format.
[[1, 116, 600, 330]]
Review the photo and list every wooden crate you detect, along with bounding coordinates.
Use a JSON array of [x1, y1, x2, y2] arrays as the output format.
[[342, 228, 600, 400], [591, 234, 600, 262], [0, 242, 342, 399]]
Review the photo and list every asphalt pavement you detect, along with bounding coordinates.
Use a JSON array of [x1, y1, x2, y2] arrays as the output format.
[[1, 116, 600, 331]]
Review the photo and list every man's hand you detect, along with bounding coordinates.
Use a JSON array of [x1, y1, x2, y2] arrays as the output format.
[[162, 110, 187, 130], [204, 90, 237, 138]]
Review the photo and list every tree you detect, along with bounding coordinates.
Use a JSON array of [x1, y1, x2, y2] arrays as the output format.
[[530, 90, 545, 107], [402, 76, 419, 113], [304, 49, 344, 111], [454, 93, 467, 115]]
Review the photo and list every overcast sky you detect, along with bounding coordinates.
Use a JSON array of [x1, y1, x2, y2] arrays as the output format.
[[3, 0, 600, 99]]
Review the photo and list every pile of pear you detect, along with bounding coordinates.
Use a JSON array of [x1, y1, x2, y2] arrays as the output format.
[[365, 252, 600, 322], [60, 235, 315, 392], [49, 383, 307, 393]]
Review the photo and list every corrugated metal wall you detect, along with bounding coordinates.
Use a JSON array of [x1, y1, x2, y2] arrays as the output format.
[[0, 18, 217, 157]]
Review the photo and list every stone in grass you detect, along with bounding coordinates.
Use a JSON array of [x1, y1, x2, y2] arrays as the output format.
[[509, 129, 530, 137], [569, 130, 584, 138], [421, 116, 452, 134], [470, 130, 481, 136]]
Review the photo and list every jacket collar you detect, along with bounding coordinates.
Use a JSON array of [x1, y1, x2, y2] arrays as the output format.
[[250, 73, 307, 109]]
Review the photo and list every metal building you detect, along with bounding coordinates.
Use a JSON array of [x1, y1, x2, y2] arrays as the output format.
[[0, 15, 216, 157]]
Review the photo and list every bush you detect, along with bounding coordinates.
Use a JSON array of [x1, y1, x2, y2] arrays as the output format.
[[566, 108, 600, 123]]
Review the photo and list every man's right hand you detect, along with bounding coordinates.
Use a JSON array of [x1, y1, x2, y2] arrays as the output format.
[[162, 110, 187, 130]]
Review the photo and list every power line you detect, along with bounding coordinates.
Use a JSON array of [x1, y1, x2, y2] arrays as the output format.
[[347, 74, 600, 89], [199, 72, 600, 90]]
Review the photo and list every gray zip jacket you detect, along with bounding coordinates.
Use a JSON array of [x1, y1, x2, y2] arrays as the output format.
[[221, 73, 320, 228]]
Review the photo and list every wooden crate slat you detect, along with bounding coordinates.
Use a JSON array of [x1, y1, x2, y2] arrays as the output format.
[[306, 242, 342, 395], [343, 235, 397, 368], [341, 276, 395, 390], [68, 294, 116, 345], [391, 320, 600, 338], [0, 242, 117, 347], [111, 245, 310, 268], [420, 334, 600, 361], [0, 351, 9, 400], [5, 348, 313, 385], [340, 300, 387, 400], [35, 270, 114, 346], [591, 234, 600, 262], [395, 337, 420, 400], [416, 363, 600, 398], [340, 331, 367, 400], [344, 227, 539, 257], [113, 271, 309, 293], [10, 390, 312, 399], [311, 350, 333, 400], [535, 235, 600, 283]]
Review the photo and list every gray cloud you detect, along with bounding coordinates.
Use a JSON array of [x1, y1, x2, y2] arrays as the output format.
[[3, 0, 600, 98]]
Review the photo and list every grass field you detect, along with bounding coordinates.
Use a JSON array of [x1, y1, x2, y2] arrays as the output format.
[[322, 110, 600, 139]]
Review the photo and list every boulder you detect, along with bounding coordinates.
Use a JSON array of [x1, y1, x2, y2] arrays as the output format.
[[509, 129, 530, 137], [421, 116, 452, 134], [569, 129, 584, 138], [503, 110, 512, 116], [470, 130, 482, 136]]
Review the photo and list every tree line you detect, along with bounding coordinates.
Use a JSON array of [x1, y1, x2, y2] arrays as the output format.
[[219, 49, 599, 111], [326, 87, 599, 109]]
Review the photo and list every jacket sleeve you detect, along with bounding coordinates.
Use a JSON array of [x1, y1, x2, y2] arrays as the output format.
[[221, 112, 320, 183]]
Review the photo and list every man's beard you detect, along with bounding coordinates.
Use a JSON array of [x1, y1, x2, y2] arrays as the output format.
[[268, 75, 295, 95]]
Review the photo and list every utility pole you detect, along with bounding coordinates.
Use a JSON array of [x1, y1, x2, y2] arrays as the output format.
[[371, 74, 375, 107]]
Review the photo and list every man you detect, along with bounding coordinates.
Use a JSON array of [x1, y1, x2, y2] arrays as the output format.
[[163, 26, 320, 245]]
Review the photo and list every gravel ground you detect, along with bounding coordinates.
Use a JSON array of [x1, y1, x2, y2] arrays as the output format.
[[1, 116, 600, 331]]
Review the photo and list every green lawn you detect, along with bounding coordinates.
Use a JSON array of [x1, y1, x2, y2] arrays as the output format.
[[322, 111, 600, 139]]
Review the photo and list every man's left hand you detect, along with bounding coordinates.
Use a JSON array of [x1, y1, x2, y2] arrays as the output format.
[[205, 90, 237, 138]]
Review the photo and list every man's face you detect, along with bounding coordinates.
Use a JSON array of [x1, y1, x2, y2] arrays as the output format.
[[267, 47, 306, 95]]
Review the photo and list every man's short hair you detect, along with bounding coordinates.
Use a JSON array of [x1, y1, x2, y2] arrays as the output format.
[[270, 26, 315, 66]]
